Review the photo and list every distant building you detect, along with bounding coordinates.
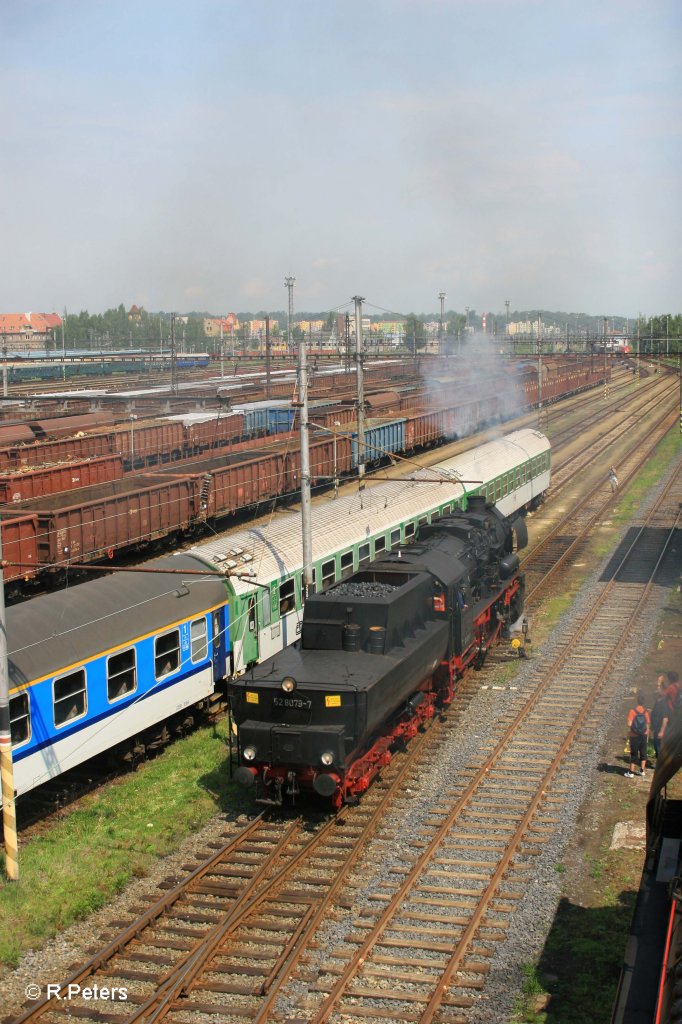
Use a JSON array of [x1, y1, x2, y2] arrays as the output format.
[[506, 320, 562, 338], [203, 314, 239, 338], [297, 320, 325, 336], [128, 304, 142, 321], [248, 319, 268, 335], [0, 312, 63, 350], [370, 321, 406, 347]]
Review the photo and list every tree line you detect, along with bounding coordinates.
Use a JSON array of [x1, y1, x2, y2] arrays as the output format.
[[54, 304, 681, 352]]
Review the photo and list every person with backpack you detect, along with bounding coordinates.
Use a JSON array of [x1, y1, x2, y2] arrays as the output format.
[[625, 693, 650, 778]]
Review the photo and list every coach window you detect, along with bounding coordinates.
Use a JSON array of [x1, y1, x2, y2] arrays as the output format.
[[375, 536, 386, 554], [108, 648, 137, 701], [279, 577, 295, 614], [358, 542, 370, 565], [54, 668, 87, 726], [321, 559, 336, 587], [390, 529, 400, 548], [419, 516, 428, 526], [10, 692, 30, 747], [259, 590, 271, 627], [405, 522, 416, 539], [340, 550, 354, 578], [155, 630, 180, 679], [191, 618, 208, 661]]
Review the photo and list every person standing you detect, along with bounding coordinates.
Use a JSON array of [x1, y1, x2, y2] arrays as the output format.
[[650, 677, 670, 762], [625, 693, 650, 778], [608, 467, 619, 493], [664, 670, 680, 718]]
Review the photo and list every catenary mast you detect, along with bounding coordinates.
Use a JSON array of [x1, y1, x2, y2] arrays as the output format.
[[353, 295, 366, 489]]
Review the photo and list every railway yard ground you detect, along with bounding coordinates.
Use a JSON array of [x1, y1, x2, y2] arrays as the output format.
[[0, 364, 680, 1024]]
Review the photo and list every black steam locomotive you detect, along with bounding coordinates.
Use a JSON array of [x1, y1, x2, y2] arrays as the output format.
[[229, 497, 528, 807]]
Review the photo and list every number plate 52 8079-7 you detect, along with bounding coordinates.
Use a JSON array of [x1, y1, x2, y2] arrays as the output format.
[[273, 696, 312, 710]]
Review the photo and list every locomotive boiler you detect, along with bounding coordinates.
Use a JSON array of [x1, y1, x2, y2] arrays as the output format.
[[229, 496, 527, 807]]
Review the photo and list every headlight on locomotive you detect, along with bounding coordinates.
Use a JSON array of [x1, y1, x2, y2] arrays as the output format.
[[243, 745, 257, 761], [320, 751, 334, 766], [281, 676, 297, 693]]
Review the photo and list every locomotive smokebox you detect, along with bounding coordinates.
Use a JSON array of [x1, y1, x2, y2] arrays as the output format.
[[313, 772, 340, 798], [234, 765, 257, 788]]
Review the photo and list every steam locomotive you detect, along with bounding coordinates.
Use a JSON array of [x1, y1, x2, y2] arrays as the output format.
[[229, 496, 528, 807]]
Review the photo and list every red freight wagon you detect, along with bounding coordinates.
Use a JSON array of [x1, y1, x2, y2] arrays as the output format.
[[182, 413, 245, 453], [404, 411, 444, 451], [28, 412, 116, 439], [203, 452, 288, 518], [0, 454, 124, 503], [285, 435, 353, 493], [11, 433, 114, 469], [150, 447, 288, 519], [0, 423, 36, 446], [15, 474, 198, 566], [228, 432, 297, 455], [107, 420, 185, 465], [0, 513, 39, 583], [308, 405, 356, 430]]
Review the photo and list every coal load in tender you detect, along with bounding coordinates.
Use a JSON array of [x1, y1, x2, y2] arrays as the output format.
[[331, 580, 400, 599]]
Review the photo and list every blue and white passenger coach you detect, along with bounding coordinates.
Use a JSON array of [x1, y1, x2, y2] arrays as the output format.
[[7, 556, 230, 798]]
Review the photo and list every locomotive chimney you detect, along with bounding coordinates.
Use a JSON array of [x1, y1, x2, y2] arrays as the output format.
[[467, 495, 486, 514]]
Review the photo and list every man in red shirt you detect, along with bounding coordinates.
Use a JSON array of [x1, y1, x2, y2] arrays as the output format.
[[625, 693, 650, 778]]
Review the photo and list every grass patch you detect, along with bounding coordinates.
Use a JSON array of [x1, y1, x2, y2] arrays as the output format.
[[0, 724, 243, 965], [539, 592, 577, 632], [532, 893, 636, 1024], [513, 963, 550, 1022]]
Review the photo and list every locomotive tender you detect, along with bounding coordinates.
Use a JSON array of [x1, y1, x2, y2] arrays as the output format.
[[230, 498, 527, 807], [5, 429, 549, 805]]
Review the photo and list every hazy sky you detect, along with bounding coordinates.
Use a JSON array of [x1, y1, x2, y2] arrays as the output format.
[[2, 0, 679, 318]]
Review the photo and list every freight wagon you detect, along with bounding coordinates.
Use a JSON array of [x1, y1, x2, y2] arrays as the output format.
[[173, 413, 245, 454], [10, 474, 198, 567], [351, 419, 406, 468], [0, 513, 39, 584], [107, 419, 185, 465], [27, 412, 117, 439], [284, 435, 354, 492], [0, 454, 124, 503], [0, 432, 114, 471]]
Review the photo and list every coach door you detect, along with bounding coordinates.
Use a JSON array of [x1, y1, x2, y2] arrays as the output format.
[[257, 585, 279, 663]]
